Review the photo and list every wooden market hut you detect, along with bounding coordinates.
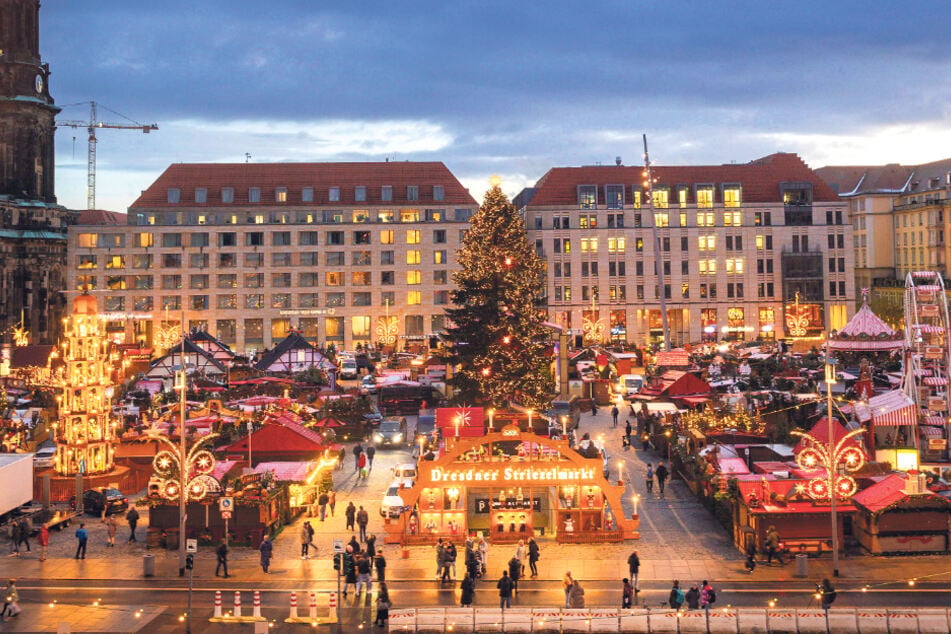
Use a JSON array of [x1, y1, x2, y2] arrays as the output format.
[[851, 473, 951, 554]]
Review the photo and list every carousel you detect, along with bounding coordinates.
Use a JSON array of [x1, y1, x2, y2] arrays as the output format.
[[386, 423, 637, 545]]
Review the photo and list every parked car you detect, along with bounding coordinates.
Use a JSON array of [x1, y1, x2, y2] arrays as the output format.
[[373, 417, 408, 448], [390, 463, 418, 489], [380, 482, 407, 518], [360, 374, 378, 395], [339, 358, 359, 380], [33, 444, 56, 470], [82, 488, 128, 515]]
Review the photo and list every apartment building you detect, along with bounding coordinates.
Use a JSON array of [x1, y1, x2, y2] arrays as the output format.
[[522, 153, 854, 346], [66, 162, 477, 353]]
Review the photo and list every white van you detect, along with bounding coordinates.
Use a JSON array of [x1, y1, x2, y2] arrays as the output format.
[[616, 374, 645, 396], [339, 358, 359, 379]]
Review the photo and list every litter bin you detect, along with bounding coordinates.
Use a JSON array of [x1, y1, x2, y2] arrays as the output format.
[[143, 553, 155, 577], [794, 553, 808, 578]]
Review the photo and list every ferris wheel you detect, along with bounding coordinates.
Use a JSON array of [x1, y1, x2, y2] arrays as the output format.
[[904, 271, 951, 458]]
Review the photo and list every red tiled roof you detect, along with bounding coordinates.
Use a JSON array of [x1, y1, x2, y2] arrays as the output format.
[[222, 417, 328, 456], [11, 345, 53, 368], [528, 153, 841, 207], [130, 162, 477, 208], [74, 209, 127, 225]]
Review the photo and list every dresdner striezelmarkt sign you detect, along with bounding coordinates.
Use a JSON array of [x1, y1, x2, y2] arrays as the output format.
[[430, 465, 597, 484]]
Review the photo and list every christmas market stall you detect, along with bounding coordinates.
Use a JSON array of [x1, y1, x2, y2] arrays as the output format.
[[850, 472, 951, 554], [251, 458, 335, 517], [386, 423, 636, 546]]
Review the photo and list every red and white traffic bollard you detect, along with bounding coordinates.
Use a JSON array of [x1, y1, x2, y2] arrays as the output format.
[[288, 592, 298, 619], [233, 591, 242, 618], [329, 591, 338, 622], [213, 591, 222, 618], [308, 591, 317, 619], [252, 590, 262, 619]]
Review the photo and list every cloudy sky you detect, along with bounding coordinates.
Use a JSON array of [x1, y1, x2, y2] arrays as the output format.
[[41, 1, 951, 212]]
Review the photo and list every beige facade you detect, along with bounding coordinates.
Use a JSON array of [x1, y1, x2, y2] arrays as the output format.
[[65, 162, 476, 354], [523, 154, 854, 346]]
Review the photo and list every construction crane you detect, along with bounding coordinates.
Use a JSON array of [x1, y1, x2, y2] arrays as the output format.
[[57, 101, 158, 210]]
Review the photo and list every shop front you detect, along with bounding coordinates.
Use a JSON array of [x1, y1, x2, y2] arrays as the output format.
[[386, 424, 637, 545]]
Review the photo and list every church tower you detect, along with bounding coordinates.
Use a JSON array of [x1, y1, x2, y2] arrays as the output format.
[[0, 0, 58, 202]]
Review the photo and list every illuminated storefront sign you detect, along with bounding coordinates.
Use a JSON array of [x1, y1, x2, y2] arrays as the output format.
[[431, 465, 597, 484]]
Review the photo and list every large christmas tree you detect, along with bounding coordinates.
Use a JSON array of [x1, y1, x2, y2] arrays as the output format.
[[442, 181, 554, 410]]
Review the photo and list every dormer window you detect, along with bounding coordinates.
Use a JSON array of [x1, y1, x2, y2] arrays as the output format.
[[329, 187, 340, 202], [275, 187, 288, 202], [433, 185, 445, 201], [248, 187, 261, 203], [167, 188, 181, 203], [355, 186, 367, 202], [194, 188, 207, 203], [302, 186, 314, 202]]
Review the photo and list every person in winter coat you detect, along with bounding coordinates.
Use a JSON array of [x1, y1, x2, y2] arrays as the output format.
[[356, 506, 369, 542], [765, 526, 783, 565], [328, 490, 337, 517], [668, 580, 685, 609], [645, 464, 654, 494], [259, 535, 274, 573], [567, 579, 585, 608], [126, 507, 140, 542], [366, 534, 377, 559], [374, 581, 390, 626], [515, 539, 527, 576], [0, 579, 19, 621], [562, 571, 575, 608], [104, 515, 117, 547], [345, 502, 357, 531], [819, 578, 836, 610], [300, 521, 314, 559], [527, 537, 540, 577], [621, 578, 634, 609], [317, 492, 329, 521], [216, 539, 230, 577], [685, 584, 701, 610], [508, 555, 521, 594], [37, 524, 49, 562], [655, 462, 670, 496], [16, 518, 31, 553], [744, 540, 757, 573], [374, 549, 387, 582], [460, 571, 476, 607], [700, 580, 715, 608], [627, 550, 641, 590], [497, 570, 514, 609]]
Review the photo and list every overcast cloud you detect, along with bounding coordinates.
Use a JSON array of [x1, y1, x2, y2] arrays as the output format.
[[41, 1, 951, 211]]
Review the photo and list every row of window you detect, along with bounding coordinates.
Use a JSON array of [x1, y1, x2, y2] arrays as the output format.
[[551, 282, 780, 301], [549, 234, 778, 256], [77, 228, 453, 249], [77, 249, 450, 270], [79, 269, 448, 291], [552, 258, 763, 278], [136, 207, 474, 227], [102, 290, 451, 312], [167, 184, 447, 205], [576, 184, 744, 209], [173, 315, 441, 342]]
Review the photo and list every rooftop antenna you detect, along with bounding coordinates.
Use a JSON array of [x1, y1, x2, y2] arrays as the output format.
[[616, 156, 622, 166], [245, 153, 251, 163]]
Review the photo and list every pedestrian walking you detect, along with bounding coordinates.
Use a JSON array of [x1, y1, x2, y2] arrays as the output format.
[[328, 490, 336, 517], [627, 550, 640, 591], [356, 505, 369, 542], [356, 552, 373, 595], [656, 461, 669, 497], [105, 515, 117, 547], [6, 521, 17, 556], [700, 580, 716, 609], [590, 401, 598, 416], [515, 539, 527, 576], [366, 534, 377, 559], [342, 548, 357, 596], [621, 578, 633, 609], [347, 534, 361, 554], [460, 572, 476, 607], [0, 579, 19, 621], [625, 420, 632, 444], [819, 578, 836, 610], [300, 521, 314, 559], [445, 540, 457, 579], [15, 518, 31, 553], [668, 580, 684, 609], [345, 501, 356, 531], [317, 491, 329, 521], [126, 507, 140, 542], [685, 584, 700, 609], [259, 535, 273, 573], [611, 405, 619, 427], [74, 523, 88, 559], [765, 525, 783, 565], [497, 570, 514, 609], [215, 539, 230, 577], [478, 536, 488, 576], [744, 540, 757, 573], [562, 571, 574, 608], [374, 581, 391, 627], [374, 549, 387, 582], [508, 555, 521, 594], [336, 447, 346, 470], [567, 579, 585, 608], [353, 443, 364, 471], [357, 452, 368, 479], [645, 464, 654, 494], [37, 524, 49, 561], [366, 444, 376, 468], [528, 537, 540, 577]]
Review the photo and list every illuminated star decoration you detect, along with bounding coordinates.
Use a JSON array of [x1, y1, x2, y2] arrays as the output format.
[[375, 316, 398, 346], [11, 324, 29, 347], [151, 433, 220, 501], [792, 427, 866, 500]]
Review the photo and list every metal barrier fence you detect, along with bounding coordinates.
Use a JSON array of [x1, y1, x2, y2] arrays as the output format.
[[387, 606, 951, 633]]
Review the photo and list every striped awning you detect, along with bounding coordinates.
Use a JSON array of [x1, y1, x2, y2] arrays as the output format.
[[921, 426, 945, 437], [924, 377, 949, 386], [913, 324, 946, 333], [914, 369, 934, 377], [654, 350, 691, 367], [915, 284, 941, 292]]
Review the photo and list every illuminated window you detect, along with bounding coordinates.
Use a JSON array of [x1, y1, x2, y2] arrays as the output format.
[[77, 254, 97, 269], [698, 235, 716, 251], [406, 230, 421, 244], [378, 210, 395, 223], [696, 186, 714, 208], [579, 214, 597, 229], [275, 187, 287, 202], [434, 250, 447, 264], [401, 209, 420, 222], [406, 250, 421, 265], [607, 237, 626, 253], [351, 272, 371, 286], [380, 230, 394, 245], [581, 238, 598, 253], [652, 189, 669, 209], [578, 185, 597, 209], [77, 233, 98, 248], [677, 187, 688, 208], [726, 258, 744, 274], [407, 290, 422, 305], [723, 185, 741, 207], [699, 259, 717, 275], [135, 232, 153, 248], [353, 210, 369, 223], [407, 270, 421, 285], [723, 211, 741, 226], [326, 272, 341, 286], [654, 212, 669, 227], [631, 190, 642, 209], [697, 212, 715, 227]]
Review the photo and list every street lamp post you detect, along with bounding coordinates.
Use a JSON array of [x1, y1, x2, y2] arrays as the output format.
[[178, 367, 187, 577]]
